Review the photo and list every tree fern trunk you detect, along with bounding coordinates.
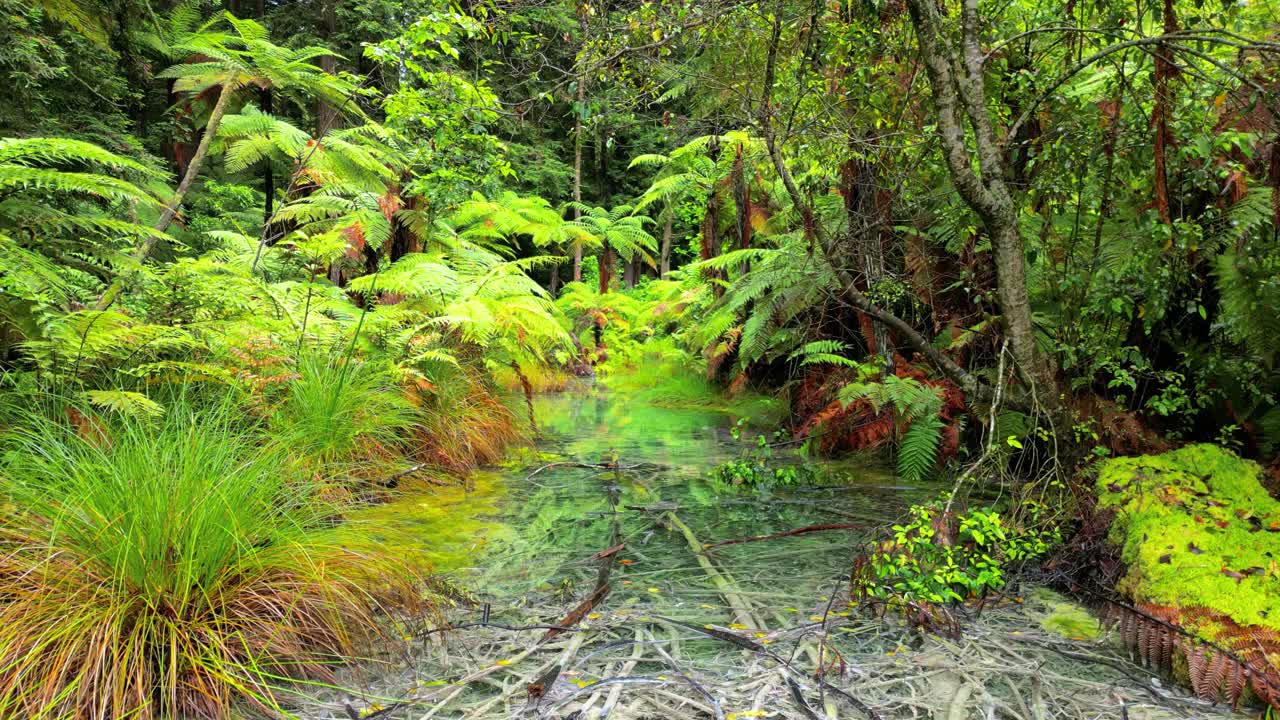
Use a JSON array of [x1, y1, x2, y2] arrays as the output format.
[[660, 213, 673, 278], [95, 81, 237, 310]]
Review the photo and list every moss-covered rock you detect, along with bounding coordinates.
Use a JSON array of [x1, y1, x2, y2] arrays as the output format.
[[1096, 444, 1280, 635], [1098, 446, 1280, 710]]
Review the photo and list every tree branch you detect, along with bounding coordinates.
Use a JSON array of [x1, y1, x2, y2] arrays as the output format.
[[755, 2, 984, 400]]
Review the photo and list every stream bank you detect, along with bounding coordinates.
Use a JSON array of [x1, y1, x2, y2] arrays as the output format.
[[296, 385, 1252, 719]]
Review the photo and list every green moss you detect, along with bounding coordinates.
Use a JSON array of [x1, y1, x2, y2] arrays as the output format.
[[1096, 444, 1280, 637]]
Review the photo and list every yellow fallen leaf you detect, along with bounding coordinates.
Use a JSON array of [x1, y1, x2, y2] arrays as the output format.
[[587, 613, 601, 619], [647, 587, 661, 594], [728, 623, 748, 630], [754, 632, 768, 638], [495, 660, 513, 666], [809, 616, 825, 622]]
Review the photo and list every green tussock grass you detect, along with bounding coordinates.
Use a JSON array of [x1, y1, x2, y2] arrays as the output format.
[[270, 352, 420, 481], [0, 399, 428, 720]]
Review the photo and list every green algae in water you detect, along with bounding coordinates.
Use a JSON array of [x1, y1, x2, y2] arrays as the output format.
[[601, 361, 784, 424], [344, 387, 933, 632], [1096, 444, 1280, 635], [1027, 588, 1103, 640], [338, 470, 512, 573]]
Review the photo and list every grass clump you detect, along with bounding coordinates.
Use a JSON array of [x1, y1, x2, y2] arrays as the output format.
[[1096, 444, 1280, 635], [0, 401, 424, 719], [271, 353, 420, 481]]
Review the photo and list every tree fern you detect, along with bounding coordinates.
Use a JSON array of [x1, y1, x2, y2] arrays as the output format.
[[1212, 189, 1279, 364], [82, 390, 166, 419], [788, 340, 864, 368], [839, 374, 947, 481]]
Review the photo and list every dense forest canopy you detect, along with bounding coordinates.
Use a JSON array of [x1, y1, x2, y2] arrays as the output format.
[[1, 0, 1279, 716]]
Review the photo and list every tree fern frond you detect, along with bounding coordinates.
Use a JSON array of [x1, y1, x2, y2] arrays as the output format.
[[898, 414, 944, 482]]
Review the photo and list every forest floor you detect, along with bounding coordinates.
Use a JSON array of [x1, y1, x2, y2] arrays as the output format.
[[288, 388, 1252, 720]]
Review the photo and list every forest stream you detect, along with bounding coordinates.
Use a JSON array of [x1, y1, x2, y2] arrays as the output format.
[[300, 383, 1253, 720]]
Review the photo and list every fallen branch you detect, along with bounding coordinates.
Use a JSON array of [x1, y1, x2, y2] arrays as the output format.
[[541, 582, 611, 644], [591, 542, 627, 560], [702, 523, 865, 550], [661, 511, 764, 630]]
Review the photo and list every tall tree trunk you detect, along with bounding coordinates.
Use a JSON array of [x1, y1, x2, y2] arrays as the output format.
[[95, 81, 237, 310], [659, 213, 673, 278], [702, 191, 722, 296], [1152, 0, 1178, 226], [841, 139, 891, 369], [905, 0, 1058, 403], [316, 0, 340, 136]]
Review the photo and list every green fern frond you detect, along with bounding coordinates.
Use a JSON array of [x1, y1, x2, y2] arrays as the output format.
[[898, 414, 944, 482], [82, 390, 166, 418]]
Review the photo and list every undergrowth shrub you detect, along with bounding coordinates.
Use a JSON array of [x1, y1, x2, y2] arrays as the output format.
[[0, 400, 426, 719], [854, 501, 1058, 607]]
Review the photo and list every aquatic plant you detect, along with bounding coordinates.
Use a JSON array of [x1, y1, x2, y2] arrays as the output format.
[[0, 400, 424, 719], [709, 421, 818, 489]]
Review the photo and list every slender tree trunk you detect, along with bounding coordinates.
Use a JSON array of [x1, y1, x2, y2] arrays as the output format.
[[731, 143, 752, 276], [95, 82, 237, 310], [597, 120, 614, 294], [571, 25, 586, 282], [1152, 0, 1178, 226], [659, 213, 673, 278], [261, 87, 274, 227]]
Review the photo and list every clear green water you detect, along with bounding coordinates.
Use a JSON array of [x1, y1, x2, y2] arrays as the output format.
[[358, 381, 941, 622], [321, 383, 1244, 720]]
